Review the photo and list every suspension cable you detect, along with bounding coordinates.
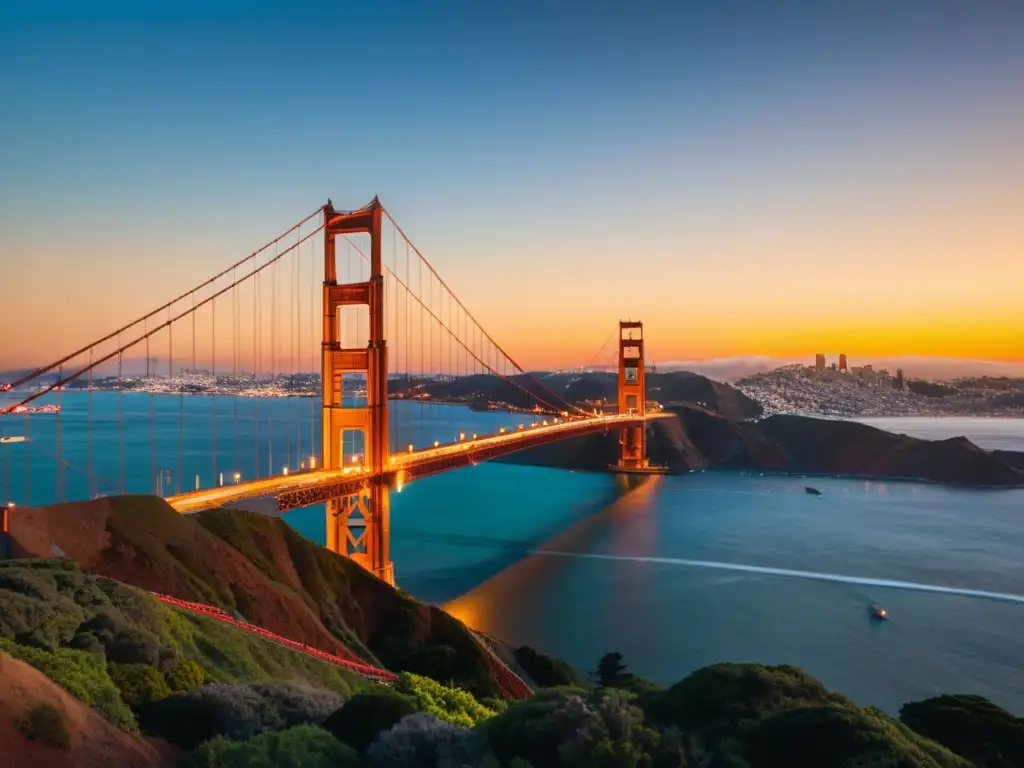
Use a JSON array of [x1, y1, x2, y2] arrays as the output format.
[[7, 208, 323, 391]]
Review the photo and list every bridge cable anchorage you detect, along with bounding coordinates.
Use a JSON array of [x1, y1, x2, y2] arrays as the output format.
[[380, 207, 588, 418]]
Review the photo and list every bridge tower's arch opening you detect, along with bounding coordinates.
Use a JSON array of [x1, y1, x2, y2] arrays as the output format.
[[321, 198, 394, 585], [617, 320, 649, 470]]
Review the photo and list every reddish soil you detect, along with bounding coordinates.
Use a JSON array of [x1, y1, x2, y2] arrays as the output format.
[[0, 653, 180, 768]]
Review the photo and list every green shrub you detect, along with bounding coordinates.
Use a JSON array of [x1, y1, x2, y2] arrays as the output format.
[[514, 645, 580, 688], [167, 659, 206, 693], [140, 681, 344, 750], [188, 724, 359, 768], [900, 694, 1024, 768], [363, 712, 494, 768], [16, 702, 71, 749], [484, 686, 673, 768], [393, 672, 495, 727], [0, 636, 137, 732], [747, 704, 971, 768], [321, 687, 419, 754], [108, 662, 173, 708]]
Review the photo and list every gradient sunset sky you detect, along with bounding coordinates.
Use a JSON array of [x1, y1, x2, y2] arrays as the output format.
[[1, 0, 1022, 372]]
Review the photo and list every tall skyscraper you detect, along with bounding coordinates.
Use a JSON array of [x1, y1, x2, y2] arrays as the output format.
[[839, 354, 848, 371], [895, 368, 905, 390], [815, 354, 826, 371]]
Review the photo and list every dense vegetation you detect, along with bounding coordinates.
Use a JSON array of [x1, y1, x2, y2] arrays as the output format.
[[16, 495, 508, 699], [0, 558, 360, 733], [5, 504, 1021, 767], [167, 655, 991, 768]]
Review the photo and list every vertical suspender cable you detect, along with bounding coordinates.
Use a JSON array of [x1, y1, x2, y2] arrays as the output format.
[[23, 411, 30, 506], [87, 350, 94, 498], [212, 296, 217, 487], [269, 258, 276, 475], [309, 230, 316, 465], [147, 332, 156, 495], [55, 363, 63, 502], [233, 267, 239, 482], [117, 334, 124, 494], [254, 268, 261, 480]]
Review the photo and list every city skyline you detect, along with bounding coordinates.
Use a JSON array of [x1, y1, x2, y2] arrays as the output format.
[[2, 1, 1022, 370]]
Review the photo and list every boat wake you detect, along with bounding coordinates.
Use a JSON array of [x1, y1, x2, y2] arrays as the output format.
[[530, 550, 1024, 605]]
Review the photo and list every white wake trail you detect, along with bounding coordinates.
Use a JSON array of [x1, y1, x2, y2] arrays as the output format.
[[530, 550, 1024, 605]]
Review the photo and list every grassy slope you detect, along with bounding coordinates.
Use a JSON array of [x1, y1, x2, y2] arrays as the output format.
[[194, 507, 501, 699], [0, 559, 360, 727], [10, 497, 505, 699]]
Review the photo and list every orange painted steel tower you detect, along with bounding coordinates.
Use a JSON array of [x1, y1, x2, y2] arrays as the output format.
[[617, 321, 649, 470], [321, 198, 394, 585]]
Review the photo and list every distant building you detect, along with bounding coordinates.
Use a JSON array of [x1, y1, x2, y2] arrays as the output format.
[[815, 354, 826, 371], [894, 368, 905, 391], [839, 354, 848, 372], [862, 364, 873, 373]]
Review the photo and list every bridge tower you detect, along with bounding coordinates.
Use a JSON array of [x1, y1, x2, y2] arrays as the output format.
[[617, 321, 649, 470], [321, 198, 394, 585]]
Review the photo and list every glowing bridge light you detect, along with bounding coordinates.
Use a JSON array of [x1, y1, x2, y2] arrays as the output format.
[[499, 427, 506, 434], [351, 455, 359, 464], [282, 466, 289, 475], [390, 456, 396, 464], [407, 444, 414, 453], [433, 440, 440, 447], [309, 457, 317, 469], [459, 432, 466, 442], [233, 472, 241, 483]]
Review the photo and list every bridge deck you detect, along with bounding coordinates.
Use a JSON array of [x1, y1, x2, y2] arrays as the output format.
[[166, 412, 673, 514]]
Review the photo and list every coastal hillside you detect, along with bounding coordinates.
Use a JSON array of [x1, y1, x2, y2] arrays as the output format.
[[6, 497, 517, 700], [502, 405, 1024, 486], [0, 651, 177, 768], [394, 370, 765, 421]]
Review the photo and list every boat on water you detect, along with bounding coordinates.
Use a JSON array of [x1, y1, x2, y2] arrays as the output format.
[[868, 604, 888, 620], [3, 404, 61, 416], [804, 485, 822, 496]]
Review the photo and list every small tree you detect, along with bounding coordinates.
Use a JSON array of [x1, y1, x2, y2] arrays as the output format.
[[593, 652, 628, 687]]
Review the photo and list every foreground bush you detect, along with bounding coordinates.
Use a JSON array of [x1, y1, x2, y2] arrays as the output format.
[[167, 659, 206, 693], [394, 672, 496, 727], [0, 636, 137, 731], [16, 702, 71, 750], [141, 681, 345, 750], [514, 645, 580, 688], [484, 686, 680, 768], [900, 694, 1024, 768], [364, 712, 494, 768], [189, 724, 359, 768], [108, 661, 173, 708], [321, 686, 419, 754]]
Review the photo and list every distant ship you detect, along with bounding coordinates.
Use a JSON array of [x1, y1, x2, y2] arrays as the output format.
[[804, 485, 822, 496], [4, 404, 61, 415], [868, 604, 888, 621]]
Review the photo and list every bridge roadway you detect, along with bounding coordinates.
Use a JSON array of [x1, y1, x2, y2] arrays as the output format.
[[166, 412, 673, 514]]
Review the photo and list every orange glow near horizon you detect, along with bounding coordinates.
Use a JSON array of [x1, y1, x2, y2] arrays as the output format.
[[0, 203, 1021, 374]]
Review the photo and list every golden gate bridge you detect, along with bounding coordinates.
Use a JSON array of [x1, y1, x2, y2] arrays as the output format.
[[1, 197, 670, 585]]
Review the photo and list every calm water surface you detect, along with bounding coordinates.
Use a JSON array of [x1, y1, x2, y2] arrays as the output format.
[[3, 394, 1022, 714]]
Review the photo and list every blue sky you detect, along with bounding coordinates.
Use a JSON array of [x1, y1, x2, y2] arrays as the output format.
[[2, 1, 1022, 369]]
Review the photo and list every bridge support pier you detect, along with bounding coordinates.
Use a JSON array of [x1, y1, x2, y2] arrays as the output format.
[[321, 198, 394, 585], [617, 320, 650, 471]]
